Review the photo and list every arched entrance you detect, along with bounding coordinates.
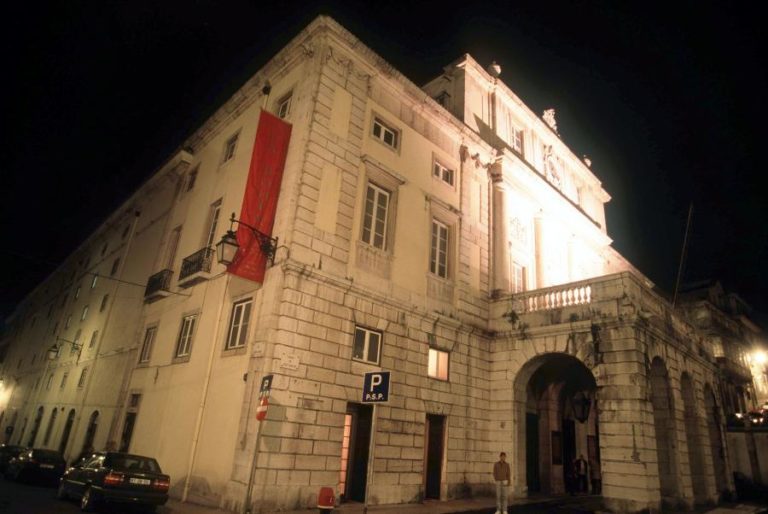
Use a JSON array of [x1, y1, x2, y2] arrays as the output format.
[[681, 373, 707, 503], [81, 410, 99, 455], [514, 353, 599, 496], [649, 357, 680, 504], [703, 384, 727, 497], [59, 409, 76, 455], [28, 406, 44, 447]]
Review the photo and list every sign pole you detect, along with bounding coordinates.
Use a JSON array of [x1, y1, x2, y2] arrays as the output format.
[[244, 374, 273, 514], [363, 403, 377, 514]]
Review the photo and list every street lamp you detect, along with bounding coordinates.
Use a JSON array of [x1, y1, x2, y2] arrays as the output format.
[[572, 390, 592, 423], [47, 337, 82, 361], [215, 213, 278, 267]]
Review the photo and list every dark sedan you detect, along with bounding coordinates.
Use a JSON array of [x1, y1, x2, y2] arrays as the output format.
[[0, 444, 27, 473], [57, 451, 170, 512], [4, 448, 66, 484]]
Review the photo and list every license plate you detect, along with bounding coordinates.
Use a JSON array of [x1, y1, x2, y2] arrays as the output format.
[[40, 464, 54, 469], [129, 478, 150, 485]]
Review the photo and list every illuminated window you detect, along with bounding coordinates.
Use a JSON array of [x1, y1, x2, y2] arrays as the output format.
[[352, 326, 382, 364], [430, 219, 449, 279], [361, 184, 390, 250], [433, 160, 454, 186], [91, 275, 98, 289], [371, 117, 399, 150], [510, 262, 526, 293], [222, 133, 239, 163], [78, 368, 88, 388], [174, 314, 197, 358], [81, 305, 89, 321], [225, 299, 252, 349], [89, 330, 99, 348], [339, 413, 352, 496], [277, 92, 292, 119], [75, 287, 81, 300], [428, 347, 449, 381], [139, 326, 157, 363]]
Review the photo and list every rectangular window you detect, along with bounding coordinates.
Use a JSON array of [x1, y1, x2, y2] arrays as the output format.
[[430, 219, 449, 278], [46, 373, 54, 390], [81, 305, 89, 321], [361, 183, 390, 249], [110, 258, 120, 276], [91, 275, 98, 289], [511, 262, 526, 293], [75, 286, 81, 299], [89, 330, 99, 348], [166, 226, 182, 269], [222, 133, 239, 163], [371, 117, 399, 150], [186, 167, 198, 192], [174, 314, 197, 358], [428, 348, 449, 381], [277, 92, 292, 119], [225, 299, 253, 349], [139, 326, 157, 363], [433, 161, 454, 186], [60, 372, 69, 389], [78, 368, 88, 388], [352, 326, 382, 364], [100, 294, 109, 312], [204, 200, 222, 248]]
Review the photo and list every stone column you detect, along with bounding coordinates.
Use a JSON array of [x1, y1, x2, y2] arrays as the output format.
[[534, 214, 546, 289], [491, 164, 510, 294]]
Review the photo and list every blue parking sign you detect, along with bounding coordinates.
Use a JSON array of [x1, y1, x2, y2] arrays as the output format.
[[362, 371, 390, 403]]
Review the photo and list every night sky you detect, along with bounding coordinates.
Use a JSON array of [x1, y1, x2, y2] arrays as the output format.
[[2, 2, 766, 328]]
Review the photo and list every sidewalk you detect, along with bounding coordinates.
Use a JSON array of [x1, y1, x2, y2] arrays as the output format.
[[160, 495, 768, 514]]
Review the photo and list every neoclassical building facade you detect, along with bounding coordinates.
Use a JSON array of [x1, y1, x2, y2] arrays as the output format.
[[0, 16, 736, 513]]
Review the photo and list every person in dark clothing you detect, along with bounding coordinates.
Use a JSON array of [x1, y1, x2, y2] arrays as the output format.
[[574, 454, 588, 494]]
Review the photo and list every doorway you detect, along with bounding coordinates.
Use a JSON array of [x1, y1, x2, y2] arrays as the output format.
[[425, 414, 446, 499], [59, 409, 76, 455], [119, 412, 137, 453], [341, 403, 372, 503]]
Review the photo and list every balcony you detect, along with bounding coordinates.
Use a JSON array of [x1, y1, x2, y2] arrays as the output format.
[[717, 356, 753, 383], [178, 247, 215, 288], [144, 269, 173, 302]]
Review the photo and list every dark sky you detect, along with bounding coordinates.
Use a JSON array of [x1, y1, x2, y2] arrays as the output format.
[[2, 1, 766, 327]]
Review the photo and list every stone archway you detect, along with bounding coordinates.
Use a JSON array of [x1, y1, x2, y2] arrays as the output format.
[[513, 353, 599, 497], [703, 383, 727, 497], [681, 373, 708, 504], [649, 357, 680, 505]]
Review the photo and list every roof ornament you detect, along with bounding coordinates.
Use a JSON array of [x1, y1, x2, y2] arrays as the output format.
[[542, 108, 558, 134], [583, 155, 592, 168], [487, 61, 501, 78]]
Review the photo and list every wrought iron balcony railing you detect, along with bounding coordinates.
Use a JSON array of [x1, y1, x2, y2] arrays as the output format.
[[179, 247, 215, 283], [144, 269, 173, 299]]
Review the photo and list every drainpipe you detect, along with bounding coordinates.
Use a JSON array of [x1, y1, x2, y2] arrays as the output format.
[[181, 272, 232, 503]]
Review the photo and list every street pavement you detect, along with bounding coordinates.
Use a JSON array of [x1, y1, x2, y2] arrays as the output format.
[[1, 477, 766, 514]]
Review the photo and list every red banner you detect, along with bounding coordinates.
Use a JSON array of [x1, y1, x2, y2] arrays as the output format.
[[227, 110, 292, 283]]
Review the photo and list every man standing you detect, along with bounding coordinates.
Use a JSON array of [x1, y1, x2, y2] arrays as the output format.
[[493, 452, 511, 514]]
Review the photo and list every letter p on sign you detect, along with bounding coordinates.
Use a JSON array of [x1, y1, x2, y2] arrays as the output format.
[[362, 371, 390, 403]]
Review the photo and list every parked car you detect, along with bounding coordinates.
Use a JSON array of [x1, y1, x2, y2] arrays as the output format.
[[0, 444, 27, 474], [57, 451, 170, 512], [4, 448, 66, 483]]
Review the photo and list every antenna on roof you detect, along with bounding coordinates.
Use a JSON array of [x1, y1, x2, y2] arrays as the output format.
[[672, 202, 694, 308]]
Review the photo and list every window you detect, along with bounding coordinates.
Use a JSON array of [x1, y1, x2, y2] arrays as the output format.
[[60, 372, 69, 389], [204, 200, 222, 248], [506, 113, 524, 155], [46, 374, 54, 390], [277, 92, 292, 119], [110, 258, 120, 276], [72, 329, 82, 354], [433, 160, 454, 186], [139, 326, 157, 363], [89, 330, 99, 348], [222, 133, 239, 163], [352, 326, 382, 364], [361, 183, 390, 249], [78, 368, 88, 388], [186, 167, 198, 192], [166, 225, 182, 269], [225, 300, 252, 349], [65, 315, 72, 329], [100, 243, 108, 256], [428, 347, 449, 381], [434, 91, 450, 107], [81, 305, 89, 321], [430, 219, 449, 278], [371, 117, 399, 150], [74, 287, 81, 300], [91, 275, 98, 289], [510, 262, 526, 293], [100, 294, 109, 312], [174, 314, 197, 358]]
